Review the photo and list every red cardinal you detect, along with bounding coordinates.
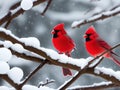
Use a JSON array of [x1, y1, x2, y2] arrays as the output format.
[[84, 26, 120, 66], [51, 23, 75, 76]]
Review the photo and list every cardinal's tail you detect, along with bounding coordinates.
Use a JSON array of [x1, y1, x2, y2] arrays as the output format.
[[110, 55, 120, 66], [62, 68, 72, 76]]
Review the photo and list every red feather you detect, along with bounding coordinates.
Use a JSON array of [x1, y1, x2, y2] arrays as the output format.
[[84, 26, 120, 66], [51, 23, 75, 76]]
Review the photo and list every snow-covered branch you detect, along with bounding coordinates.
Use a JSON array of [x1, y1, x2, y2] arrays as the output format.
[[68, 82, 119, 90], [0, 74, 19, 89], [0, 42, 44, 63], [0, 27, 120, 89], [72, 5, 120, 28], [0, 0, 47, 27]]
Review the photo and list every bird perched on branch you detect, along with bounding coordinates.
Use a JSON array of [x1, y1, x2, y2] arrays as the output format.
[[51, 23, 75, 76], [84, 26, 120, 66]]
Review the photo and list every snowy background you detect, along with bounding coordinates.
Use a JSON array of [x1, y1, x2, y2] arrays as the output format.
[[0, 0, 120, 90]]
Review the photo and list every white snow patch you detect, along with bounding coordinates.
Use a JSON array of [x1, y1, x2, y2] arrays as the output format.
[[0, 28, 40, 48], [22, 85, 39, 90], [69, 81, 112, 89], [71, 20, 84, 28], [0, 0, 19, 19], [0, 47, 12, 62], [95, 67, 120, 80], [0, 61, 10, 74], [22, 85, 55, 90], [20, 37, 40, 48], [10, 6, 21, 14], [4, 41, 13, 48], [89, 57, 103, 67], [41, 47, 93, 69], [21, 0, 33, 10], [39, 86, 55, 90], [7, 67, 24, 83], [71, 5, 120, 28], [0, 86, 9, 90], [0, 27, 20, 41], [11, 43, 24, 53], [40, 47, 60, 60]]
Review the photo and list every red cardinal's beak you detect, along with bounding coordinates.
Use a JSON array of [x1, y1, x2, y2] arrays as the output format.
[[83, 34, 87, 38], [51, 30, 55, 34]]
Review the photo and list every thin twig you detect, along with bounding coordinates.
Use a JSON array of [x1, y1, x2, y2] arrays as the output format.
[[0, 74, 19, 90], [38, 79, 55, 87], [0, 0, 47, 25], [20, 60, 48, 87], [41, 0, 52, 15], [4, 19, 12, 29], [92, 57, 104, 68], [72, 5, 120, 28]]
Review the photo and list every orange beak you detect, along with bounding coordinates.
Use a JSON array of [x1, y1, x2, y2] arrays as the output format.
[[83, 34, 87, 38], [51, 30, 55, 34]]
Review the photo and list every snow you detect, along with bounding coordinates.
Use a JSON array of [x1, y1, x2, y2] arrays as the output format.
[[41, 47, 93, 69], [22, 85, 39, 90], [89, 57, 103, 67], [95, 67, 120, 80], [0, 61, 10, 74], [0, 27, 40, 48], [40, 47, 60, 60], [11, 43, 24, 53], [87, 14, 101, 21], [71, 20, 84, 28], [0, 0, 19, 19], [0, 86, 15, 90], [0, 28, 20, 41], [7, 67, 24, 83], [10, 6, 21, 14], [0, 86, 9, 90], [22, 85, 55, 90], [0, 47, 12, 62], [69, 81, 112, 89], [71, 3, 120, 28], [39, 86, 55, 90], [20, 37, 40, 48], [0, 27, 92, 69], [4, 41, 13, 48], [21, 0, 33, 10]]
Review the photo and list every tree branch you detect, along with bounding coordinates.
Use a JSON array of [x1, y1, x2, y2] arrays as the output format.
[[0, 43, 44, 63], [0, 61, 47, 90], [0, 28, 120, 89], [0, 74, 19, 90], [58, 57, 103, 90], [41, 0, 52, 15], [19, 60, 48, 88], [0, 0, 47, 26], [72, 5, 120, 28], [68, 82, 119, 90]]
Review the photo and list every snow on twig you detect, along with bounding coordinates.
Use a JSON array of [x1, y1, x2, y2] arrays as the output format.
[[72, 6, 120, 28], [0, 0, 47, 27], [68, 82, 119, 90], [0, 27, 120, 89]]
